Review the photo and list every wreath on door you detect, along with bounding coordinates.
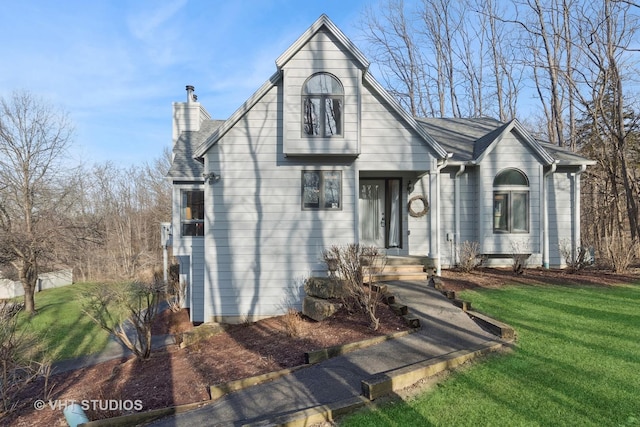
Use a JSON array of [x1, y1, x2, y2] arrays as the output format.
[[408, 195, 429, 217]]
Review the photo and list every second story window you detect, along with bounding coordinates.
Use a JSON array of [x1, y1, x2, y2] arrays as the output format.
[[181, 190, 204, 236], [302, 73, 343, 137]]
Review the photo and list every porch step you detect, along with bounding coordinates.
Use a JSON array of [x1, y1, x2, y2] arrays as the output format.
[[363, 264, 429, 283]]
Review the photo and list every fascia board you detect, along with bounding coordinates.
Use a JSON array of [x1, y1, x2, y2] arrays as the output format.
[[363, 72, 449, 159], [193, 72, 281, 159], [275, 14, 370, 71], [474, 119, 555, 166]]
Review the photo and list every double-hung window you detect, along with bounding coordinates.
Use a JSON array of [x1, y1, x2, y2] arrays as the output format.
[[493, 169, 529, 233], [302, 73, 343, 137], [181, 190, 204, 236]]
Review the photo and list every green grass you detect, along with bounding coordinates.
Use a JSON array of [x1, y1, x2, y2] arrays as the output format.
[[340, 283, 640, 427], [16, 283, 116, 362]]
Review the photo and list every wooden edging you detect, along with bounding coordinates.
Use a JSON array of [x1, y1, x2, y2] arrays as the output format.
[[242, 396, 370, 427], [79, 329, 415, 427], [79, 400, 210, 427], [361, 340, 505, 400], [255, 340, 507, 426], [466, 310, 516, 341]]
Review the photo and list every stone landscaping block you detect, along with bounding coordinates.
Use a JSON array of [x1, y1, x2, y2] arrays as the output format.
[[383, 294, 395, 305], [302, 296, 342, 322], [369, 283, 388, 294], [304, 277, 347, 299], [402, 315, 421, 329], [389, 303, 408, 316], [180, 323, 226, 348]]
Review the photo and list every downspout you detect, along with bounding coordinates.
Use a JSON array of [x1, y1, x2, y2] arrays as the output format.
[[433, 154, 452, 276], [454, 164, 466, 266], [573, 165, 587, 263], [543, 161, 558, 269]]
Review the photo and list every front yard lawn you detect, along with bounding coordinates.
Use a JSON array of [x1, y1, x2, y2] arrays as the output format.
[[340, 282, 640, 426], [16, 282, 115, 361]]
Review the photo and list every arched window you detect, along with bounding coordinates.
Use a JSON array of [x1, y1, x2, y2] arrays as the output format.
[[302, 73, 343, 137], [493, 168, 529, 233]]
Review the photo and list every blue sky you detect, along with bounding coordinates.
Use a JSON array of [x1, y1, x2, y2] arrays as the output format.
[[0, 1, 373, 166]]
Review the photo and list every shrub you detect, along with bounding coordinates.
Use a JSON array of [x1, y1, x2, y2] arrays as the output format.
[[0, 304, 52, 414], [510, 240, 531, 275], [456, 241, 485, 273], [602, 233, 637, 273], [559, 240, 592, 273], [166, 263, 186, 313], [322, 244, 386, 330], [83, 279, 164, 361], [281, 308, 304, 338]]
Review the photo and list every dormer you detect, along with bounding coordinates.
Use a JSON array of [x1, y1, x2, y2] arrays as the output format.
[[277, 15, 368, 156]]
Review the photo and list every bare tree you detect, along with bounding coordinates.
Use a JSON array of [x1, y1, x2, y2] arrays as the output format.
[[360, 0, 434, 116], [360, 0, 524, 120], [68, 148, 172, 282], [0, 91, 74, 314], [573, 0, 640, 249]]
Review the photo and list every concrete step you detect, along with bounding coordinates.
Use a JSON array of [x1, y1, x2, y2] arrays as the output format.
[[370, 273, 429, 282]]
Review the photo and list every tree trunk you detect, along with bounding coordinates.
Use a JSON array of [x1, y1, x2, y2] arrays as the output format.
[[20, 259, 38, 315]]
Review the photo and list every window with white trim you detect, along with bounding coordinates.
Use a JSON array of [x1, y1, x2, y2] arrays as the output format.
[[181, 190, 204, 236], [493, 169, 529, 233]]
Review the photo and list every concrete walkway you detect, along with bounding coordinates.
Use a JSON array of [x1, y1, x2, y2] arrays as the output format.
[[141, 281, 504, 427]]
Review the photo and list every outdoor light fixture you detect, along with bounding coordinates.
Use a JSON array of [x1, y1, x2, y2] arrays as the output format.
[[202, 172, 220, 183]]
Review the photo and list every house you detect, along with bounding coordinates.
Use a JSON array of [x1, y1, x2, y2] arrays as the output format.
[[168, 15, 594, 324]]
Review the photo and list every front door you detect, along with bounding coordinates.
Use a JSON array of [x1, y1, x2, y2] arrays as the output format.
[[359, 180, 386, 247], [359, 179, 402, 249]]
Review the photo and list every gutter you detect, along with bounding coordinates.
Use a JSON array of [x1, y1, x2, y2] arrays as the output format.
[[572, 165, 587, 263], [432, 154, 452, 276], [542, 161, 558, 269], [453, 164, 467, 266]]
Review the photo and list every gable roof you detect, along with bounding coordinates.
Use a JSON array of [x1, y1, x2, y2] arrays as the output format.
[[193, 14, 449, 161], [416, 117, 593, 166], [275, 14, 370, 71]]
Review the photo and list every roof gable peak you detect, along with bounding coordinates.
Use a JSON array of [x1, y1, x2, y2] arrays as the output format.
[[275, 14, 370, 71], [474, 119, 555, 165]]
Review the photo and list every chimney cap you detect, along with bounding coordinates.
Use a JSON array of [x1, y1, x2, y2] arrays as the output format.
[[186, 85, 196, 102]]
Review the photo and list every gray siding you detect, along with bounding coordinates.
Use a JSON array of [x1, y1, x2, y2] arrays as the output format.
[[202, 84, 357, 322], [548, 170, 574, 267], [359, 83, 436, 171], [431, 167, 478, 268], [171, 183, 205, 322], [407, 177, 431, 256], [459, 169, 479, 244], [478, 132, 542, 261]]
